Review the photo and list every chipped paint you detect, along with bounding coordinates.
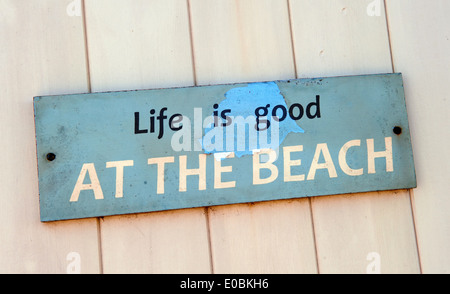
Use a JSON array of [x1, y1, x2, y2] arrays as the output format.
[[201, 82, 304, 159]]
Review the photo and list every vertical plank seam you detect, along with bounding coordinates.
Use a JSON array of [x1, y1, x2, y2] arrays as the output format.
[[95, 218, 104, 274], [186, 0, 214, 274], [186, 0, 198, 86], [81, 0, 92, 93], [81, 0, 103, 274], [383, 0, 395, 73], [286, 0, 298, 79], [286, 0, 320, 274], [408, 189, 423, 273], [308, 198, 321, 273], [383, 0, 423, 273], [204, 208, 215, 274], [287, 0, 320, 273]]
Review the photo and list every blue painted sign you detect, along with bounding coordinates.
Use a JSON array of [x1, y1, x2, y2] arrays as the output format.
[[34, 73, 416, 221]]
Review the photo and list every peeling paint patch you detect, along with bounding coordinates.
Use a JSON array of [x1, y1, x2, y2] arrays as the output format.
[[201, 82, 304, 159]]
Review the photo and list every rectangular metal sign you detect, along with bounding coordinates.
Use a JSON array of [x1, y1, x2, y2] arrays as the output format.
[[34, 73, 416, 221]]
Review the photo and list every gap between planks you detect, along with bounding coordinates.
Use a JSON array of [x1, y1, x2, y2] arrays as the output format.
[[383, 0, 422, 273], [81, 0, 103, 274]]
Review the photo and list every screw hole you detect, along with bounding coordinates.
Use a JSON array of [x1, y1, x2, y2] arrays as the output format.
[[393, 126, 402, 135], [46, 153, 56, 161]]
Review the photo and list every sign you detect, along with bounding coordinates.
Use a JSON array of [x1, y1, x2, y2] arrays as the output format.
[[34, 73, 416, 221]]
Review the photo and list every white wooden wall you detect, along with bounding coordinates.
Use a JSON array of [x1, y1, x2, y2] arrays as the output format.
[[1, 0, 449, 274]]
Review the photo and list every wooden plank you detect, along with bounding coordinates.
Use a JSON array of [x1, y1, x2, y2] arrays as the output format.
[[190, 0, 295, 85], [83, 0, 211, 273], [289, 0, 420, 273], [0, 0, 99, 273], [85, 0, 194, 91], [312, 190, 419, 273], [290, 0, 392, 78], [100, 209, 210, 273], [209, 200, 317, 273], [385, 0, 450, 273], [189, 0, 318, 273]]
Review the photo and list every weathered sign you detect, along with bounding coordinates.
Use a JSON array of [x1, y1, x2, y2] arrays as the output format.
[[34, 73, 416, 221]]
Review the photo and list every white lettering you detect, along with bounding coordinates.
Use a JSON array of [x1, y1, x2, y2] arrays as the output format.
[[367, 137, 393, 174], [70, 163, 104, 202], [307, 143, 337, 180], [339, 140, 363, 176], [253, 149, 279, 185], [148, 157, 175, 194], [214, 152, 236, 189], [179, 154, 207, 192], [106, 160, 134, 198], [283, 145, 305, 182]]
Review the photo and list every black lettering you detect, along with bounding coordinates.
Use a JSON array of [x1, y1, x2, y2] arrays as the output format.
[[169, 114, 183, 131], [213, 104, 219, 127], [289, 103, 304, 120], [149, 109, 155, 133], [157, 107, 168, 139], [272, 104, 287, 122], [220, 109, 232, 127], [306, 95, 321, 119], [134, 112, 148, 134], [255, 104, 270, 131]]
